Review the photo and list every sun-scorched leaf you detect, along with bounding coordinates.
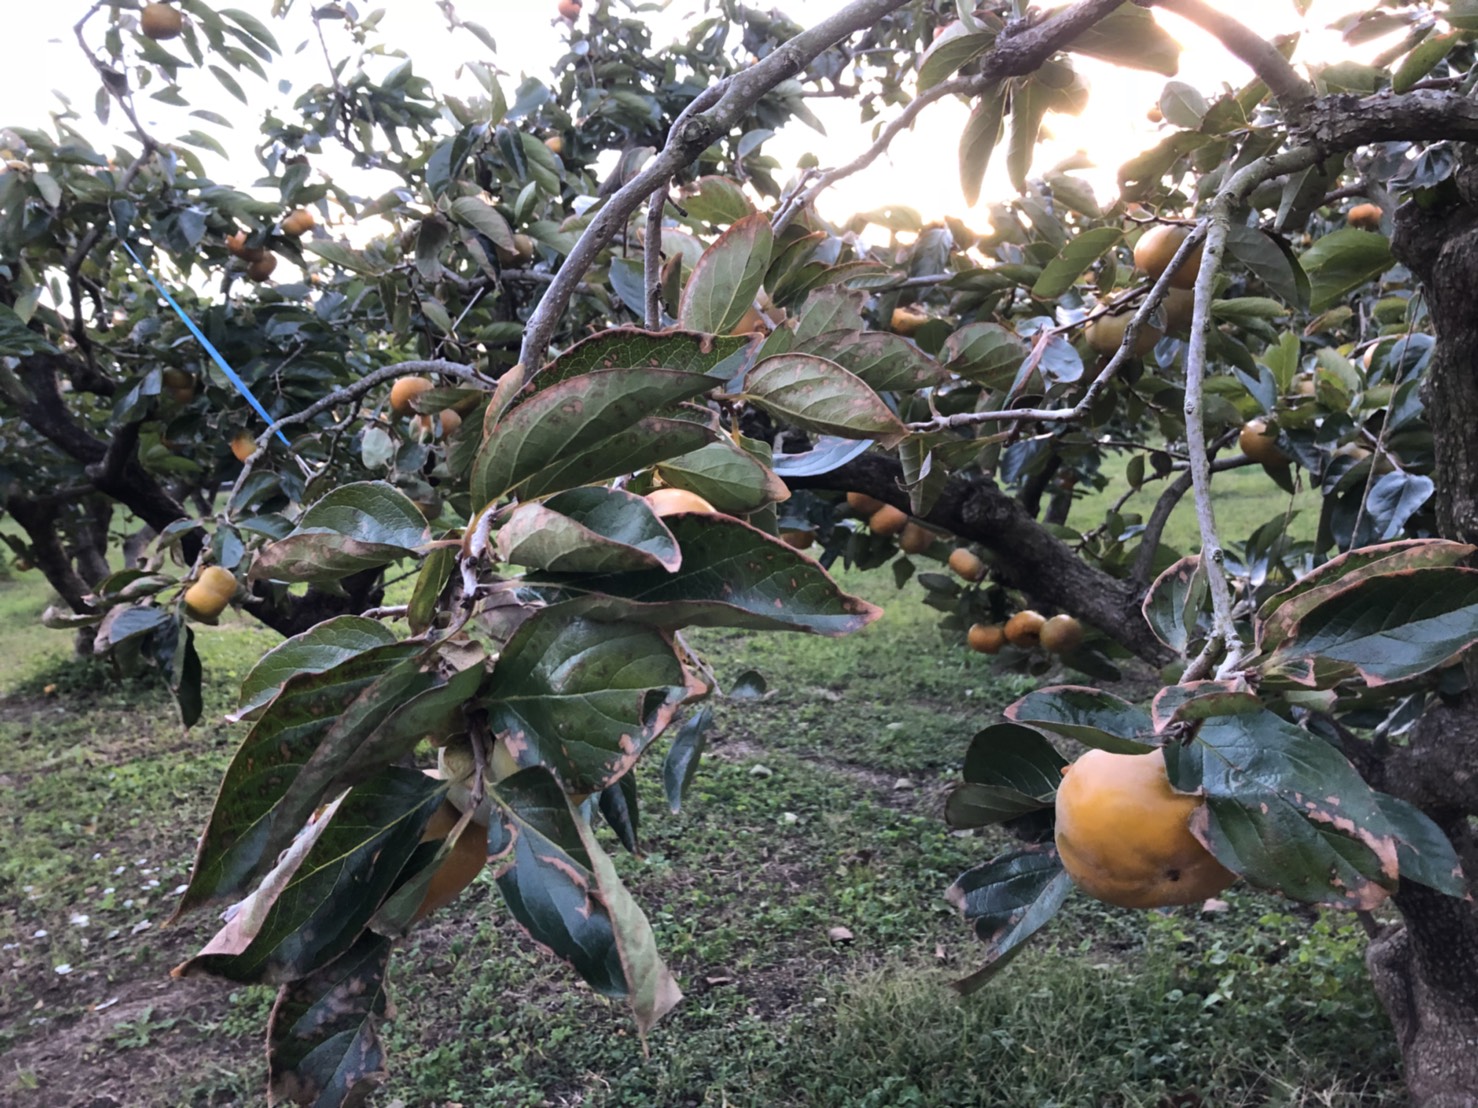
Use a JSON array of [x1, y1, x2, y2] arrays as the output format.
[[1165, 710, 1399, 908], [947, 847, 1072, 994], [488, 767, 681, 1033]]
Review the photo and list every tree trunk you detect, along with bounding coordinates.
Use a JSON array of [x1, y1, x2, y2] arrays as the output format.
[[1370, 163, 1478, 1106]]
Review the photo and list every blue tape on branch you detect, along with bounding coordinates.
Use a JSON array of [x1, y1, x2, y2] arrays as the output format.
[[121, 239, 292, 448]]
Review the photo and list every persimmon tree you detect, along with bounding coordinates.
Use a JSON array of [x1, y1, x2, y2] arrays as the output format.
[[2, 0, 1477, 1104]]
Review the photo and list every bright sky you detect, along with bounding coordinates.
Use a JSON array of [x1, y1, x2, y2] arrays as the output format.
[[1, 1, 1388, 231]]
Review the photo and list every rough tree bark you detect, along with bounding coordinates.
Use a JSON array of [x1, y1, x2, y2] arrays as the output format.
[[1366, 163, 1478, 1106], [787, 454, 1174, 666]]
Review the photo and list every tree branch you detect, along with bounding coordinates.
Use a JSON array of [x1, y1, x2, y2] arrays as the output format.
[[1180, 146, 1320, 680], [1152, 0, 1315, 113], [516, 0, 910, 372], [786, 454, 1173, 665]]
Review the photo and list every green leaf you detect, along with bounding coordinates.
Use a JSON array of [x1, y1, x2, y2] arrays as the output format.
[[482, 608, 700, 795], [449, 195, 516, 252], [678, 212, 774, 334], [488, 766, 681, 1032], [959, 84, 1007, 207], [176, 767, 445, 982], [1006, 78, 1051, 193], [496, 486, 681, 573], [471, 368, 718, 509], [1068, 3, 1180, 74], [517, 415, 719, 501], [256, 482, 429, 582], [538, 513, 883, 636], [940, 322, 1027, 388], [1210, 297, 1291, 323], [1166, 710, 1399, 908], [741, 354, 908, 446], [1031, 226, 1123, 299], [408, 545, 456, 636], [1225, 224, 1305, 308], [302, 239, 388, 276], [1004, 686, 1156, 753], [1263, 567, 1478, 687], [655, 440, 790, 514], [0, 303, 58, 355], [233, 615, 398, 721], [1392, 30, 1457, 93], [947, 848, 1072, 994], [945, 783, 1051, 829], [267, 933, 392, 1108], [791, 331, 946, 392], [680, 176, 754, 225], [663, 705, 714, 814], [1142, 555, 1207, 655], [529, 327, 756, 395], [1301, 228, 1394, 313], [961, 722, 1068, 796], [918, 24, 998, 92]]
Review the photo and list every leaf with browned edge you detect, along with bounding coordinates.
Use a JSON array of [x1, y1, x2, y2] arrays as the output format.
[[481, 607, 702, 796], [1165, 710, 1399, 908], [1256, 539, 1474, 651], [741, 353, 908, 446], [947, 847, 1072, 995], [1148, 681, 1261, 733], [496, 486, 681, 574], [175, 642, 424, 915], [1262, 567, 1478, 686], [1374, 793, 1467, 898], [488, 766, 681, 1034], [177, 767, 444, 982], [1004, 686, 1156, 753], [534, 512, 883, 636], [1143, 555, 1207, 656], [268, 932, 392, 1108], [679, 212, 774, 334]]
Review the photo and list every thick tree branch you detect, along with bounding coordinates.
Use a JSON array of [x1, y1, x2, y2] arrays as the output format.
[[1152, 0, 1314, 113], [787, 454, 1173, 665]]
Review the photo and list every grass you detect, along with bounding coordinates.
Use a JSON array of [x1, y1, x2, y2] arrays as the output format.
[[0, 559, 1402, 1107]]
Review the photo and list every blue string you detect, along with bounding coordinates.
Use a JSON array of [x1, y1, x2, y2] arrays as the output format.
[[120, 239, 292, 448]]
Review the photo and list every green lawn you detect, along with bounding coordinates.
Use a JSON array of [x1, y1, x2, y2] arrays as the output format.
[[0, 556, 1400, 1107]]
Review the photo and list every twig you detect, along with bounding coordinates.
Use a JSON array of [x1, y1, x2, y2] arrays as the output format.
[[1180, 147, 1320, 682], [223, 358, 489, 514], [1127, 430, 1245, 593], [773, 0, 1128, 234], [644, 185, 666, 329], [905, 238, 1202, 434]]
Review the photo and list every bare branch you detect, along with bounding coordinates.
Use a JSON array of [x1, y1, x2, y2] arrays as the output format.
[[1180, 146, 1320, 681], [644, 186, 665, 330], [1127, 430, 1246, 593], [906, 238, 1203, 434]]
